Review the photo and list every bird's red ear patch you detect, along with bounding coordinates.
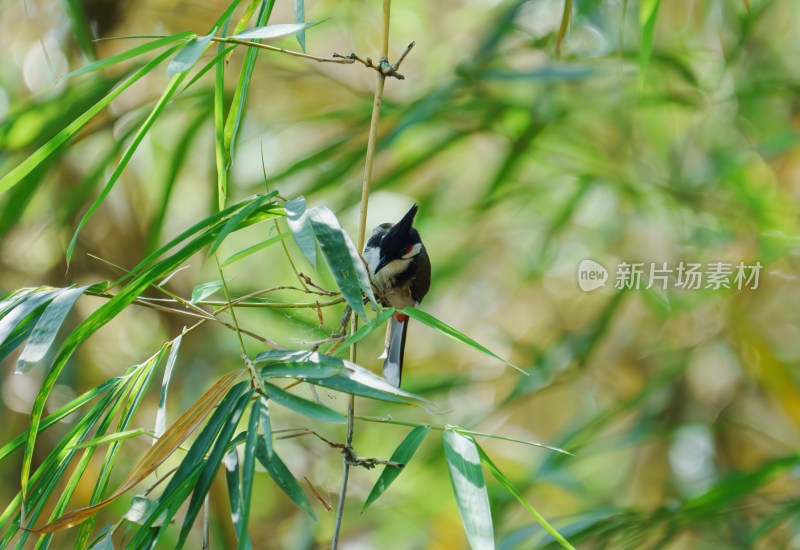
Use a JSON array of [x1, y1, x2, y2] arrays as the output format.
[[404, 244, 415, 256]]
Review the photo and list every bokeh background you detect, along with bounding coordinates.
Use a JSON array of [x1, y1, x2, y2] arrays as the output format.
[[2, 0, 800, 548]]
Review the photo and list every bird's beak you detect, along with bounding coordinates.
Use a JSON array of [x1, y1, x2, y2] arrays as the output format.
[[374, 255, 390, 274]]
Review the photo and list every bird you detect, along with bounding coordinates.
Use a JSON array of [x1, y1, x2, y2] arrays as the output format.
[[362, 204, 431, 387]]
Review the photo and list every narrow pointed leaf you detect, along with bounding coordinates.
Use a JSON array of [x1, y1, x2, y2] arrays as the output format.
[[0, 287, 61, 346], [443, 429, 494, 550], [475, 443, 575, 550], [306, 205, 373, 320], [58, 32, 196, 82], [255, 436, 316, 520], [363, 426, 431, 511], [335, 307, 395, 354], [167, 28, 216, 77], [293, 0, 306, 52], [16, 285, 90, 373], [208, 191, 279, 256], [191, 279, 230, 304], [229, 20, 323, 41], [638, 0, 661, 87], [222, 231, 290, 266], [401, 307, 526, 374], [262, 382, 345, 423], [284, 196, 317, 268], [238, 400, 259, 550], [223, 448, 252, 550], [258, 394, 274, 458], [154, 332, 184, 440]]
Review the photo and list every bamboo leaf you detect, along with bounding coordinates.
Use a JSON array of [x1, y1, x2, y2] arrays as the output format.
[[306, 205, 374, 320], [443, 429, 494, 550], [284, 196, 317, 268], [0, 287, 61, 347], [167, 28, 216, 77], [57, 32, 196, 82], [362, 426, 431, 511], [69, 428, 147, 450], [555, 0, 572, 57], [229, 20, 324, 41], [154, 332, 184, 440], [475, 443, 575, 550], [255, 436, 316, 520], [254, 349, 435, 408], [223, 448, 252, 550], [16, 284, 90, 373], [400, 308, 526, 374], [638, 0, 661, 87], [334, 307, 394, 355], [221, 232, 290, 266], [208, 191, 279, 256], [293, 0, 306, 52], [238, 398, 260, 550], [191, 279, 231, 304], [262, 382, 346, 423]]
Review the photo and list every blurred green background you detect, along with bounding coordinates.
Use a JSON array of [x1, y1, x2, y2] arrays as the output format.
[[2, 0, 800, 548]]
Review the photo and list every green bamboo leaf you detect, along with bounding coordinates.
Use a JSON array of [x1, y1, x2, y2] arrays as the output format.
[[262, 382, 345, 423], [284, 196, 318, 268], [638, 0, 661, 87], [223, 448, 253, 550], [362, 426, 431, 511], [66, 65, 191, 264], [238, 398, 260, 550], [214, 14, 231, 210], [229, 20, 324, 41], [57, 32, 196, 82], [191, 279, 231, 304], [475, 443, 575, 550], [258, 394, 274, 457], [0, 45, 182, 197], [16, 284, 90, 373], [254, 349, 435, 408], [69, 428, 147, 450], [154, 332, 184, 440], [255, 436, 316, 520], [443, 429, 494, 550], [167, 28, 216, 77], [306, 205, 373, 320], [334, 307, 395, 355], [401, 307, 527, 374], [221, 232, 290, 266], [0, 287, 60, 347], [220, 1, 276, 207], [293, 0, 306, 52], [87, 525, 114, 549], [208, 191, 279, 256]]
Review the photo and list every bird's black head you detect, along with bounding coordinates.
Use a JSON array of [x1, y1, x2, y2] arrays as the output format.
[[375, 204, 422, 274]]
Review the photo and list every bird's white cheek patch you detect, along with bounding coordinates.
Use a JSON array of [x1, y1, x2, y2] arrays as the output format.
[[401, 243, 422, 259]]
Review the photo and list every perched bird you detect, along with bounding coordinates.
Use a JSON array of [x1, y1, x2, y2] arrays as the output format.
[[363, 204, 431, 387]]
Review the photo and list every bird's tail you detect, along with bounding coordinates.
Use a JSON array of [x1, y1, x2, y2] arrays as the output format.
[[381, 316, 408, 387]]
